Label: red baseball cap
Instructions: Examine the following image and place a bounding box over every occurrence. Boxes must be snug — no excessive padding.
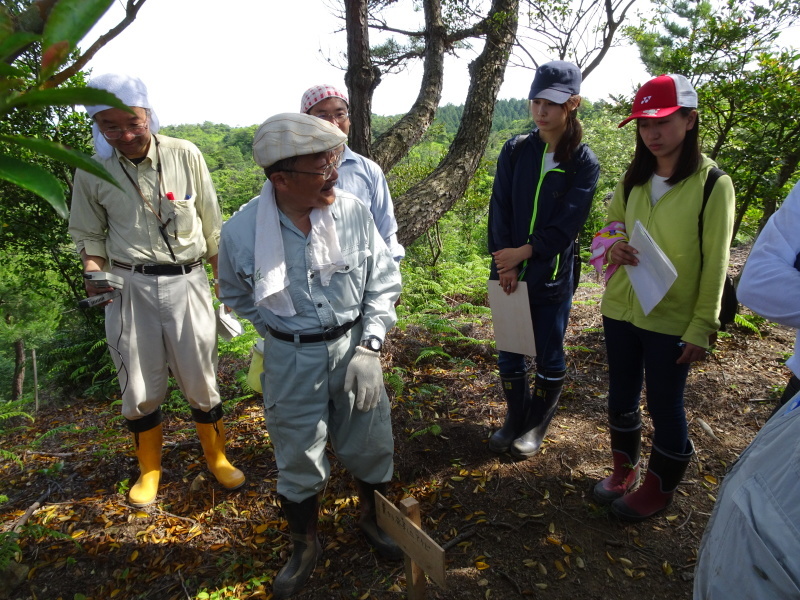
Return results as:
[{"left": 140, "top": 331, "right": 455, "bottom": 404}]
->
[{"left": 618, "top": 74, "right": 697, "bottom": 128}]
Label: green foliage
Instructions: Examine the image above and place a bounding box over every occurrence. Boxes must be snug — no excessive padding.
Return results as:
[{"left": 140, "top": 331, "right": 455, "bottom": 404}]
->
[
  {"left": 160, "top": 123, "right": 262, "bottom": 217},
  {"left": 0, "top": 0, "right": 128, "bottom": 216},
  {"left": 384, "top": 367, "right": 406, "bottom": 396},
  {"left": 408, "top": 423, "right": 442, "bottom": 440},
  {"left": 733, "top": 313, "right": 764, "bottom": 336},
  {"left": 0, "top": 523, "right": 77, "bottom": 571},
  {"left": 581, "top": 105, "right": 636, "bottom": 240},
  {"left": 0, "top": 397, "right": 33, "bottom": 464},
  {"left": 628, "top": 0, "right": 800, "bottom": 239},
  {"left": 30, "top": 425, "right": 79, "bottom": 448},
  {"left": 44, "top": 330, "right": 117, "bottom": 399},
  {"left": 0, "top": 530, "right": 22, "bottom": 570},
  {"left": 216, "top": 311, "right": 259, "bottom": 359},
  {"left": 0, "top": 254, "right": 65, "bottom": 383},
  {"left": 161, "top": 378, "right": 191, "bottom": 417},
  {"left": 414, "top": 346, "right": 454, "bottom": 365}
]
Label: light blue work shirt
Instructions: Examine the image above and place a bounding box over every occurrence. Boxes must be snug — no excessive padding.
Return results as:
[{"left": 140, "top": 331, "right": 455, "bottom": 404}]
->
[
  {"left": 336, "top": 145, "right": 405, "bottom": 262},
  {"left": 694, "top": 392, "right": 800, "bottom": 598},
  {"left": 218, "top": 187, "right": 401, "bottom": 341}
]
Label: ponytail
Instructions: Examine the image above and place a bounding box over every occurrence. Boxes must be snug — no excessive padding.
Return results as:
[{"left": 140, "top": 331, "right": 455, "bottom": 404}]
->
[{"left": 553, "top": 96, "right": 583, "bottom": 164}]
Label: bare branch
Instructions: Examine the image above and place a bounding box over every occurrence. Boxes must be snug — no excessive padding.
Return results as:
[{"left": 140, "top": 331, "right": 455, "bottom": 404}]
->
[{"left": 46, "top": 0, "right": 148, "bottom": 88}]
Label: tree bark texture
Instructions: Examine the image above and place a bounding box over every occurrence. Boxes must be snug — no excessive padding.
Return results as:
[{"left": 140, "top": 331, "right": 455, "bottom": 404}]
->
[
  {"left": 13, "top": 337, "right": 25, "bottom": 402},
  {"left": 371, "top": 0, "right": 446, "bottom": 172},
  {"left": 393, "top": 0, "right": 519, "bottom": 247},
  {"left": 345, "top": 0, "right": 380, "bottom": 157}
]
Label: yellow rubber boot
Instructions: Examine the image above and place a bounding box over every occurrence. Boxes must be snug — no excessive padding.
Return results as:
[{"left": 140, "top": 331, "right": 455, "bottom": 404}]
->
[
  {"left": 129, "top": 424, "right": 163, "bottom": 507},
  {"left": 195, "top": 420, "right": 245, "bottom": 490}
]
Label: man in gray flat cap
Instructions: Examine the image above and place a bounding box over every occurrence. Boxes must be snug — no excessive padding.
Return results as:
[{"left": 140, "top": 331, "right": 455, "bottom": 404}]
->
[{"left": 217, "top": 113, "right": 402, "bottom": 599}]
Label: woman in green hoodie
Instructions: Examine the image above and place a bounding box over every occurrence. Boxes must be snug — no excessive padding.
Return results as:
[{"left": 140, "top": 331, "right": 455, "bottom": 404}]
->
[{"left": 590, "top": 75, "right": 735, "bottom": 521}]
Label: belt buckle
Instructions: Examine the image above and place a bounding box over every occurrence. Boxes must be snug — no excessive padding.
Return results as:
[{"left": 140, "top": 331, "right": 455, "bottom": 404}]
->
[{"left": 322, "top": 325, "right": 339, "bottom": 341}]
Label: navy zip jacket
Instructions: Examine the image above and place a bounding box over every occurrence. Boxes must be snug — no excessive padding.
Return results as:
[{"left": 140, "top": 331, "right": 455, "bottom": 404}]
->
[{"left": 488, "top": 129, "right": 600, "bottom": 304}]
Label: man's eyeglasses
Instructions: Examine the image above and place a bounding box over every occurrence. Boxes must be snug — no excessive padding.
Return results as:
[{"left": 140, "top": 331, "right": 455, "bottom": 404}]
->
[
  {"left": 312, "top": 111, "right": 350, "bottom": 124},
  {"left": 281, "top": 152, "right": 344, "bottom": 181},
  {"left": 101, "top": 123, "right": 149, "bottom": 140}
]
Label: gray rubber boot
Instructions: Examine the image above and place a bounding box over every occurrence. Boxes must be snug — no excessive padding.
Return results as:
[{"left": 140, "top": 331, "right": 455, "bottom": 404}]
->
[
  {"left": 510, "top": 370, "right": 565, "bottom": 459},
  {"left": 488, "top": 372, "right": 530, "bottom": 453},
  {"left": 273, "top": 495, "right": 321, "bottom": 599}
]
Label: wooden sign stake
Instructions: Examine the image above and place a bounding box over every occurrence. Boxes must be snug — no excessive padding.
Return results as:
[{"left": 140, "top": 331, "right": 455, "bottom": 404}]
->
[{"left": 375, "top": 492, "right": 446, "bottom": 599}]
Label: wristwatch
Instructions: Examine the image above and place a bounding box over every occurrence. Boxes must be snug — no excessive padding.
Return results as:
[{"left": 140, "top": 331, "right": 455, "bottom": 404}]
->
[{"left": 361, "top": 336, "right": 382, "bottom": 352}]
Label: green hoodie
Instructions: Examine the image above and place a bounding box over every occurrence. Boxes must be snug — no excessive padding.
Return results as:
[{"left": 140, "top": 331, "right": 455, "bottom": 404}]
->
[{"left": 601, "top": 156, "right": 735, "bottom": 348}]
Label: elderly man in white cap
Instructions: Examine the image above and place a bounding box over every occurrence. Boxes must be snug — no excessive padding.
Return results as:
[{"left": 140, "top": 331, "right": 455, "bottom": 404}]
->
[
  {"left": 218, "top": 113, "right": 402, "bottom": 598},
  {"left": 69, "top": 73, "right": 245, "bottom": 508},
  {"left": 300, "top": 84, "right": 404, "bottom": 262}
]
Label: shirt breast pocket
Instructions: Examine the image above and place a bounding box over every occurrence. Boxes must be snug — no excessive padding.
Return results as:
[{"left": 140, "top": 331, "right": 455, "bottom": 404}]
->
[
  {"left": 327, "top": 247, "right": 371, "bottom": 311},
  {"left": 170, "top": 198, "right": 197, "bottom": 236}
]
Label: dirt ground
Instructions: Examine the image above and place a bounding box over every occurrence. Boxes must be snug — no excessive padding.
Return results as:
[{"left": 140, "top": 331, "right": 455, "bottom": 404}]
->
[{"left": 1, "top": 246, "right": 795, "bottom": 600}]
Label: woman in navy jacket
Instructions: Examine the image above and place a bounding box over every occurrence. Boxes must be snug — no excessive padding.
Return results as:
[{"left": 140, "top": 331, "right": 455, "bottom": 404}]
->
[{"left": 487, "top": 61, "right": 600, "bottom": 459}]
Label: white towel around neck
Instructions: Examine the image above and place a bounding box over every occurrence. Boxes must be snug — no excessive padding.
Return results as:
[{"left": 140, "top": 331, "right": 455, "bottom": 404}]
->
[{"left": 253, "top": 180, "right": 345, "bottom": 317}]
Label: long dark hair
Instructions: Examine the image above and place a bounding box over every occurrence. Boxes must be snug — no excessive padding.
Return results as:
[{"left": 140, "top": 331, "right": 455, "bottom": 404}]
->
[
  {"left": 622, "top": 107, "right": 701, "bottom": 189},
  {"left": 552, "top": 96, "right": 583, "bottom": 164}
]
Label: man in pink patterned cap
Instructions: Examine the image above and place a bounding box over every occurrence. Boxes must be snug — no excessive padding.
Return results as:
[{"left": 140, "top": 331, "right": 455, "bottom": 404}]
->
[{"left": 300, "top": 84, "right": 404, "bottom": 262}]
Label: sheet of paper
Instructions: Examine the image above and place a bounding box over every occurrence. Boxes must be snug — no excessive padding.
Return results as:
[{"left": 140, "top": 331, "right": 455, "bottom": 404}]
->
[
  {"left": 487, "top": 280, "right": 536, "bottom": 356},
  {"left": 624, "top": 220, "right": 678, "bottom": 316},
  {"left": 216, "top": 305, "right": 244, "bottom": 341}
]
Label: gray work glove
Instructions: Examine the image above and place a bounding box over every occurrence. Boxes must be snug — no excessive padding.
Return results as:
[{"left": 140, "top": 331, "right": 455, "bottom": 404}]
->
[{"left": 344, "top": 346, "right": 384, "bottom": 412}]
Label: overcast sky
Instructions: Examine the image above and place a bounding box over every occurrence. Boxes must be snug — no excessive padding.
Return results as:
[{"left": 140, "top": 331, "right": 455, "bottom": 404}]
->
[{"left": 78, "top": 0, "right": 701, "bottom": 126}]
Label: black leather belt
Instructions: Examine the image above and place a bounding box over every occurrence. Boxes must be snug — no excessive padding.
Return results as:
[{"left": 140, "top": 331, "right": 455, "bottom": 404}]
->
[
  {"left": 267, "top": 315, "right": 362, "bottom": 343},
  {"left": 113, "top": 260, "right": 202, "bottom": 275}
]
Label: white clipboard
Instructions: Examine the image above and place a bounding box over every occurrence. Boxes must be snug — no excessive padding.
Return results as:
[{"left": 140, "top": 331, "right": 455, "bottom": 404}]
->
[
  {"left": 487, "top": 280, "right": 536, "bottom": 356},
  {"left": 624, "top": 220, "right": 678, "bottom": 316}
]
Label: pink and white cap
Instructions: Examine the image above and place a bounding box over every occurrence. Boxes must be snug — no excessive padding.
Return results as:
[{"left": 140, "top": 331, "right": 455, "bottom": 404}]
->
[
  {"left": 618, "top": 74, "right": 697, "bottom": 128},
  {"left": 300, "top": 84, "right": 349, "bottom": 113}
]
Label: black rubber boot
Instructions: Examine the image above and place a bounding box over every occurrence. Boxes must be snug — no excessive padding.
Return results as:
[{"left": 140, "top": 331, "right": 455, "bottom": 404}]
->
[
  {"left": 488, "top": 372, "right": 530, "bottom": 453},
  {"left": 273, "top": 495, "right": 321, "bottom": 599},
  {"left": 593, "top": 410, "right": 641, "bottom": 505},
  {"left": 611, "top": 440, "right": 694, "bottom": 522},
  {"left": 355, "top": 480, "right": 403, "bottom": 561},
  {"left": 510, "top": 370, "right": 565, "bottom": 459}
]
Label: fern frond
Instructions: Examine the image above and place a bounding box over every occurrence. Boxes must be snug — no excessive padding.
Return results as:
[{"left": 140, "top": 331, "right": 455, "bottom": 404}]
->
[
  {"left": 415, "top": 347, "right": 453, "bottom": 364},
  {"left": 733, "top": 313, "right": 761, "bottom": 336}
]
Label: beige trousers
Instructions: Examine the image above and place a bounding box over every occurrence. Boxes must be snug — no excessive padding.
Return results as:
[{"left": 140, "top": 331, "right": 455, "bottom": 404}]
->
[{"left": 106, "top": 265, "right": 220, "bottom": 421}]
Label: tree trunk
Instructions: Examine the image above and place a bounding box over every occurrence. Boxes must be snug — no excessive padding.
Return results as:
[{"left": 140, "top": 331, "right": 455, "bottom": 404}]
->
[
  {"left": 371, "top": 0, "right": 447, "bottom": 172},
  {"left": 394, "top": 0, "right": 519, "bottom": 247},
  {"left": 344, "top": 0, "right": 379, "bottom": 157},
  {"left": 12, "top": 338, "right": 25, "bottom": 402}
]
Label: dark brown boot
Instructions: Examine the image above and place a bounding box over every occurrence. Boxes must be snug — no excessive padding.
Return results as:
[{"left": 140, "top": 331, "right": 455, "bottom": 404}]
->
[
  {"left": 355, "top": 480, "right": 403, "bottom": 561},
  {"left": 273, "top": 495, "right": 321, "bottom": 599}
]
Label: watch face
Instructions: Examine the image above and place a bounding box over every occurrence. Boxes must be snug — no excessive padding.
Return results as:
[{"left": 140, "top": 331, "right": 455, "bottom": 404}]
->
[{"left": 364, "top": 337, "right": 382, "bottom": 352}]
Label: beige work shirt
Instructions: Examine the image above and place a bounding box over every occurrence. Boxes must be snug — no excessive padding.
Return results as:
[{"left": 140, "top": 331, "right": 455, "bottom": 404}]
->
[{"left": 69, "top": 134, "right": 221, "bottom": 265}]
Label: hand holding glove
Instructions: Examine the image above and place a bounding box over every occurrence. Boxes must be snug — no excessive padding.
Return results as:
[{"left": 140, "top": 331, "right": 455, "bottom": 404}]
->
[{"left": 344, "top": 346, "right": 384, "bottom": 412}]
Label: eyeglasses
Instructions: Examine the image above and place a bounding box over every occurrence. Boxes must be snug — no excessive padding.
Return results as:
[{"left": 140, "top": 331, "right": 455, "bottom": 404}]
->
[
  {"left": 101, "top": 122, "right": 149, "bottom": 140},
  {"left": 312, "top": 111, "right": 350, "bottom": 124},
  {"left": 281, "top": 152, "right": 344, "bottom": 181}
]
